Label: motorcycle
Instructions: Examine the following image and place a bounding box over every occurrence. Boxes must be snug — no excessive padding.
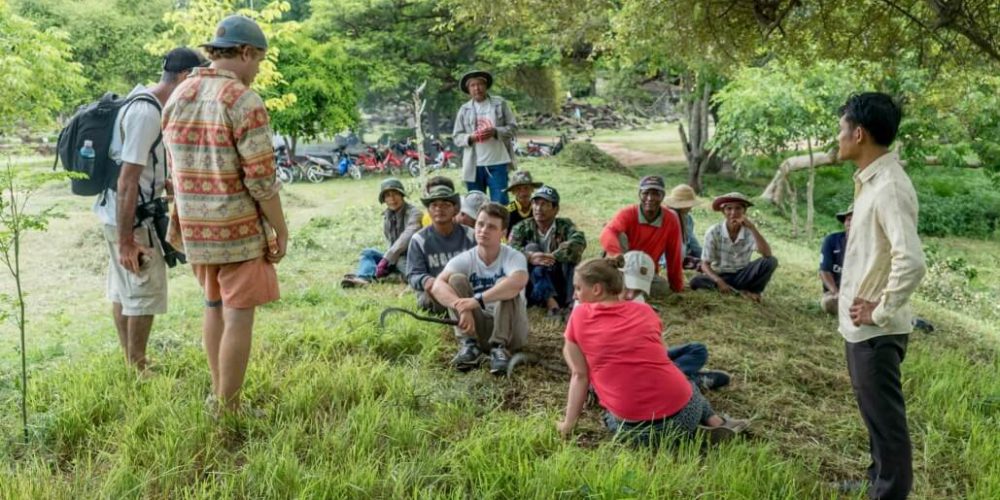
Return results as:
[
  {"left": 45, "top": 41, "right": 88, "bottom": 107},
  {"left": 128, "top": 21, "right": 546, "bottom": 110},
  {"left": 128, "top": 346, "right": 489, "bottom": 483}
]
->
[
  {"left": 404, "top": 138, "right": 458, "bottom": 177},
  {"left": 357, "top": 143, "right": 405, "bottom": 176},
  {"left": 304, "top": 153, "right": 361, "bottom": 183},
  {"left": 274, "top": 145, "right": 301, "bottom": 184}
]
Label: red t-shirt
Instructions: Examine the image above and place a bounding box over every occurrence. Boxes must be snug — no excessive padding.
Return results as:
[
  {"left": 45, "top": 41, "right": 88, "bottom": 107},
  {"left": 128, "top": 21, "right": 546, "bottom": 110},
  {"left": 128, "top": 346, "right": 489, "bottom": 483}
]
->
[
  {"left": 564, "top": 301, "right": 692, "bottom": 421},
  {"left": 599, "top": 205, "right": 684, "bottom": 292}
]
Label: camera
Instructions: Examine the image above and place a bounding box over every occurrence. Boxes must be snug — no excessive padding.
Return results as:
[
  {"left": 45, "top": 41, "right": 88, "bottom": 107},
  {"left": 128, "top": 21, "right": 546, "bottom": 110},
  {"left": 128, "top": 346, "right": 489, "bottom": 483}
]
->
[{"left": 135, "top": 198, "right": 187, "bottom": 268}]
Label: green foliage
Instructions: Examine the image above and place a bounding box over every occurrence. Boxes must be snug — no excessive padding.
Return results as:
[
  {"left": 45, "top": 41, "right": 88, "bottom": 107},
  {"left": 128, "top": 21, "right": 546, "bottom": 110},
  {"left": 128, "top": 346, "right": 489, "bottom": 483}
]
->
[
  {"left": 14, "top": 0, "right": 171, "bottom": 103},
  {"left": 148, "top": 0, "right": 298, "bottom": 110},
  {"left": 710, "top": 60, "right": 860, "bottom": 168},
  {"left": 556, "top": 141, "right": 632, "bottom": 177},
  {"left": 0, "top": 0, "right": 84, "bottom": 132},
  {"left": 265, "top": 33, "right": 359, "bottom": 145}
]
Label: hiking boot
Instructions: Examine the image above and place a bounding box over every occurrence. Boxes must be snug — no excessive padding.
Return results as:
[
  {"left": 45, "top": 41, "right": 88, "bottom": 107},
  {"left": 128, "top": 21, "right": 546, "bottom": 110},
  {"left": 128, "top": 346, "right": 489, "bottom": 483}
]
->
[
  {"left": 340, "top": 274, "right": 370, "bottom": 288},
  {"left": 451, "top": 339, "right": 484, "bottom": 372},
  {"left": 696, "top": 370, "right": 732, "bottom": 391},
  {"left": 489, "top": 345, "right": 511, "bottom": 376},
  {"left": 913, "top": 317, "right": 935, "bottom": 333}
]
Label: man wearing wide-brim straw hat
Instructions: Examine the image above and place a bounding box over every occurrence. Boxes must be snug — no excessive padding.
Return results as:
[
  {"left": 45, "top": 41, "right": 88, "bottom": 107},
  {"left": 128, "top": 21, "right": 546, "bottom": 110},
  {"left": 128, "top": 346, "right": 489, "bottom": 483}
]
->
[
  {"left": 664, "top": 183, "right": 704, "bottom": 270},
  {"left": 505, "top": 170, "right": 543, "bottom": 236},
  {"left": 452, "top": 69, "right": 518, "bottom": 205},
  {"left": 405, "top": 185, "right": 475, "bottom": 313},
  {"left": 341, "top": 178, "right": 423, "bottom": 288},
  {"left": 689, "top": 192, "right": 778, "bottom": 302}
]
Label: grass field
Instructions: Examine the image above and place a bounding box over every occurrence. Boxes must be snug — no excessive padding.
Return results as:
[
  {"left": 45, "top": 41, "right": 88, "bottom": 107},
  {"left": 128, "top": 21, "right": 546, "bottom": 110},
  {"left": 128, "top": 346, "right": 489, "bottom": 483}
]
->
[{"left": 1, "top": 129, "right": 998, "bottom": 498}]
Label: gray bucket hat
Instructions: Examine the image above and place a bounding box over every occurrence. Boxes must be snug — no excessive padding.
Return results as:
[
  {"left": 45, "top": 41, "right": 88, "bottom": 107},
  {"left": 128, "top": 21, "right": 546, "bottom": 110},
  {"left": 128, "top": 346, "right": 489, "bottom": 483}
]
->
[
  {"left": 202, "top": 15, "right": 268, "bottom": 50},
  {"left": 378, "top": 178, "right": 406, "bottom": 203},
  {"left": 836, "top": 205, "right": 854, "bottom": 223},
  {"left": 461, "top": 190, "right": 489, "bottom": 218}
]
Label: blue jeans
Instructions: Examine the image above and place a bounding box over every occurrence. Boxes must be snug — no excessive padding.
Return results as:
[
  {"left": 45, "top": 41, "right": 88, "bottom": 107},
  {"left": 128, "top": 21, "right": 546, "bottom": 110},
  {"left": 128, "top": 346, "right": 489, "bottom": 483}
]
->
[
  {"left": 466, "top": 164, "right": 509, "bottom": 205},
  {"left": 355, "top": 248, "right": 383, "bottom": 280},
  {"left": 527, "top": 262, "right": 576, "bottom": 308},
  {"left": 667, "top": 342, "right": 708, "bottom": 378}
]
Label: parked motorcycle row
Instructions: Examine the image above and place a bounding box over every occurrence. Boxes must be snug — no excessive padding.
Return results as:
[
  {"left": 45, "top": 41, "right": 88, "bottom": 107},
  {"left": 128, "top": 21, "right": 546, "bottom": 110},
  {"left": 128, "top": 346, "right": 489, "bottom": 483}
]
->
[{"left": 275, "top": 135, "right": 459, "bottom": 185}]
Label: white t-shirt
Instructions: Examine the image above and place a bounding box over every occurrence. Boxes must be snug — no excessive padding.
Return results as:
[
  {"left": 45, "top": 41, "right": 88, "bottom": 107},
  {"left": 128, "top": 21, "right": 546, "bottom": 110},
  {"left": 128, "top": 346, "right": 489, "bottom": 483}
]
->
[
  {"left": 92, "top": 84, "right": 166, "bottom": 226},
  {"left": 444, "top": 244, "right": 527, "bottom": 310},
  {"left": 472, "top": 100, "right": 512, "bottom": 167}
]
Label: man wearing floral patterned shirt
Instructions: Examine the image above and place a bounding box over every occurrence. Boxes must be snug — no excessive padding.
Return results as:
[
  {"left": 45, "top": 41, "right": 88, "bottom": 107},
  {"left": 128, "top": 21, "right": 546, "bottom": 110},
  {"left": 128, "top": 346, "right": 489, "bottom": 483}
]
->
[{"left": 162, "top": 15, "right": 287, "bottom": 416}]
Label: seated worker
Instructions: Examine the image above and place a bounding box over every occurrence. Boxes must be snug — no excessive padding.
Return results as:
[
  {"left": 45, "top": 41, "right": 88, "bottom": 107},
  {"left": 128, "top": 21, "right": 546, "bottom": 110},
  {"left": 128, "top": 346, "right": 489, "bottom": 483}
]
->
[
  {"left": 508, "top": 185, "right": 586, "bottom": 319},
  {"left": 341, "top": 178, "right": 423, "bottom": 288},
  {"left": 664, "top": 183, "right": 703, "bottom": 270},
  {"left": 557, "top": 257, "right": 749, "bottom": 445},
  {"left": 599, "top": 175, "right": 685, "bottom": 298},
  {"left": 620, "top": 251, "right": 731, "bottom": 390},
  {"left": 819, "top": 206, "right": 852, "bottom": 315},
  {"left": 505, "top": 170, "right": 543, "bottom": 236},
  {"left": 406, "top": 185, "right": 475, "bottom": 313},
  {"left": 690, "top": 192, "right": 778, "bottom": 302},
  {"left": 819, "top": 206, "right": 935, "bottom": 331},
  {"left": 432, "top": 203, "right": 529, "bottom": 375},
  {"left": 421, "top": 175, "right": 456, "bottom": 227},
  {"left": 457, "top": 190, "right": 489, "bottom": 228}
]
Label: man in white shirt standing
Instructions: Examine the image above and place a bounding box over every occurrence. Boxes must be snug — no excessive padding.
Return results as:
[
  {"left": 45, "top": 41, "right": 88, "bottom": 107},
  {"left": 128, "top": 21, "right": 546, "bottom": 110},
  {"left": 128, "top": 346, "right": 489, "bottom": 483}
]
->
[
  {"left": 452, "top": 70, "right": 518, "bottom": 205},
  {"left": 95, "top": 47, "right": 208, "bottom": 372},
  {"left": 835, "top": 92, "right": 926, "bottom": 500}
]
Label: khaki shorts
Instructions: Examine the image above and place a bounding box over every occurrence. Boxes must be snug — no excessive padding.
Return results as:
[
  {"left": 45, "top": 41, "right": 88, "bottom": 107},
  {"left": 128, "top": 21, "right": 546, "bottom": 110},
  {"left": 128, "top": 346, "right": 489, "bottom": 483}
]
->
[
  {"left": 192, "top": 257, "right": 279, "bottom": 309},
  {"left": 104, "top": 224, "right": 168, "bottom": 316}
]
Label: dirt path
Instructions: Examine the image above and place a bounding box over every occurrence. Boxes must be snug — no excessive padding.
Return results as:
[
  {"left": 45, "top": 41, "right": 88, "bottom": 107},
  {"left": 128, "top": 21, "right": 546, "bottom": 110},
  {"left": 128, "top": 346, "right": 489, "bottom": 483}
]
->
[{"left": 590, "top": 141, "right": 686, "bottom": 167}]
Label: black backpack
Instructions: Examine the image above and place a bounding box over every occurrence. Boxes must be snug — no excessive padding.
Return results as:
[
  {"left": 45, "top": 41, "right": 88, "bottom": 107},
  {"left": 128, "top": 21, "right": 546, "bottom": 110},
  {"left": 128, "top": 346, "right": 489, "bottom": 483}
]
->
[{"left": 54, "top": 92, "right": 162, "bottom": 197}]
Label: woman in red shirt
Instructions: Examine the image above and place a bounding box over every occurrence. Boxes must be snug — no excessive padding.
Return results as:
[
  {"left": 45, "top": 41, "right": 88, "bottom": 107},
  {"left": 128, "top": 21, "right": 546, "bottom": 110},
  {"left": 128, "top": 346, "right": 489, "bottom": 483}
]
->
[{"left": 557, "top": 257, "right": 748, "bottom": 445}]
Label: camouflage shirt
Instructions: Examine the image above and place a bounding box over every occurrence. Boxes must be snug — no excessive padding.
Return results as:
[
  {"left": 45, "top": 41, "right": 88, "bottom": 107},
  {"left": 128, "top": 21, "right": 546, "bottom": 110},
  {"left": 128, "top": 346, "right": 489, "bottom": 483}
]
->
[{"left": 509, "top": 217, "right": 587, "bottom": 264}]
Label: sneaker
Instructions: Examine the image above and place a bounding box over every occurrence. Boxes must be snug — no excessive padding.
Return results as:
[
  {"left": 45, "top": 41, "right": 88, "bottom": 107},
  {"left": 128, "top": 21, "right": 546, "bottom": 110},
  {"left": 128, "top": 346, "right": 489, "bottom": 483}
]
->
[
  {"left": 829, "top": 479, "right": 867, "bottom": 494},
  {"left": 489, "top": 345, "right": 511, "bottom": 376},
  {"left": 451, "top": 339, "right": 484, "bottom": 372},
  {"left": 912, "top": 317, "right": 935, "bottom": 333},
  {"left": 340, "top": 275, "right": 370, "bottom": 288},
  {"left": 695, "top": 370, "right": 732, "bottom": 391}
]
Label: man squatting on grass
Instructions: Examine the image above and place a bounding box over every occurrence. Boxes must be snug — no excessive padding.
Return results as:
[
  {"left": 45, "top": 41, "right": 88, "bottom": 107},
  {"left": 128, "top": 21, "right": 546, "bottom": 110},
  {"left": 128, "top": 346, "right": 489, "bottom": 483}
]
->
[
  {"left": 162, "top": 16, "right": 288, "bottom": 414},
  {"left": 834, "top": 92, "right": 926, "bottom": 500},
  {"left": 599, "top": 175, "right": 685, "bottom": 299},
  {"left": 689, "top": 192, "right": 778, "bottom": 302},
  {"left": 557, "top": 257, "right": 748, "bottom": 446},
  {"left": 340, "top": 178, "right": 422, "bottom": 288},
  {"left": 97, "top": 47, "right": 207, "bottom": 371},
  {"left": 406, "top": 185, "right": 475, "bottom": 313},
  {"left": 508, "top": 185, "right": 587, "bottom": 320},
  {"left": 431, "top": 203, "right": 530, "bottom": 375}
]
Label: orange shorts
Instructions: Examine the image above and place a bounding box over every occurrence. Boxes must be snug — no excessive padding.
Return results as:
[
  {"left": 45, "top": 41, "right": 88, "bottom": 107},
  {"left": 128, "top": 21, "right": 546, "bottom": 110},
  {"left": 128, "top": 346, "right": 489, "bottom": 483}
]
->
[{"left": 192, "top": 257, "right": 280, "bottom": 309}]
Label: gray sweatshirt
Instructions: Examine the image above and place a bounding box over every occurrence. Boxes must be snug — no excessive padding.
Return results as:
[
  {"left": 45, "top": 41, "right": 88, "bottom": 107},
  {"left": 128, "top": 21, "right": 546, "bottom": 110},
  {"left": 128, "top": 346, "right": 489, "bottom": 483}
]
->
[{"left": 406, "top": 223, "right": 475, "bottom": 291}]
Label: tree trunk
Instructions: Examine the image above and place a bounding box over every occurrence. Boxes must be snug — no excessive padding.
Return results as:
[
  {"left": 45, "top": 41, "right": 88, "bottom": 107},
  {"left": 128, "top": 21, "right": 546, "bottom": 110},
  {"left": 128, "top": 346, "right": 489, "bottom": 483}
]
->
[
  {"left": 760, "top": 149, "right": 840, "bottom": 204},
  {"left": 679, "top": 83, "right": 713, "bottom": 193},
  {"left": 806, "top": 138, "right": 816, "bottom": 238}
]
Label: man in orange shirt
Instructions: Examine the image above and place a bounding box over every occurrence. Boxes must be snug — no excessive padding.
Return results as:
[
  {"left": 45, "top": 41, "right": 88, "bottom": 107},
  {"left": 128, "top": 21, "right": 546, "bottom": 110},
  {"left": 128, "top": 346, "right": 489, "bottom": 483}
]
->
[
  {"left": 162, "top": 15, "right": 287, "bottom": 416},
  {"left": 599, "top": 175, "right": 685, "bottom": 298}
]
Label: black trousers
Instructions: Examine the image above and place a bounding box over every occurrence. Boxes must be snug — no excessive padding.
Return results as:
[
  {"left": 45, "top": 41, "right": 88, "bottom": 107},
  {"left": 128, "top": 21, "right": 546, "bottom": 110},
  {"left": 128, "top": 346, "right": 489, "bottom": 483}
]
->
[
  {"left": 689, "top": 256, "right": 778, "bottom": 294},
  {"left": 846, "top": 334, "right": 912, "bottom": 500}
]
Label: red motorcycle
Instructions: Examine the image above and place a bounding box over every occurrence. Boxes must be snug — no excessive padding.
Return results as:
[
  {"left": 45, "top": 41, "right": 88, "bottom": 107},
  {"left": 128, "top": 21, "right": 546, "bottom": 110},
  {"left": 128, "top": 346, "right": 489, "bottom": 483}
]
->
[
  {"left": 404, "top": 138, "right": 458, "bottom": 177},
  {"left": 357, "top": 144, "right": 404, "bottom": 176}
]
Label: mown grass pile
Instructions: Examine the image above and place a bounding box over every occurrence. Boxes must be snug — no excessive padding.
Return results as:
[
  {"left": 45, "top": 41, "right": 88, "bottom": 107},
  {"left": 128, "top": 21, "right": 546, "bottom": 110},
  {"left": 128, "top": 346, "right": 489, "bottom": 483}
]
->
[{"left": 1, "top": 151, "right": 998, "bottom": 498}]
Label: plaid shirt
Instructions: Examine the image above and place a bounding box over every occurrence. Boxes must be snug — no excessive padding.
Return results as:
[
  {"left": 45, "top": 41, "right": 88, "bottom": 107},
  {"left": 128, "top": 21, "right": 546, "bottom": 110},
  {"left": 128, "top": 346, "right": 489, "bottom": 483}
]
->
[
  {"left": 162, "top": 68, "right": 280, "bottom": 264},
  {"left": 701, "top": 222, "right": 756, "bottom": 274},
  {"left": 508, "top": 217, "right": 586, "bottom": 264}
]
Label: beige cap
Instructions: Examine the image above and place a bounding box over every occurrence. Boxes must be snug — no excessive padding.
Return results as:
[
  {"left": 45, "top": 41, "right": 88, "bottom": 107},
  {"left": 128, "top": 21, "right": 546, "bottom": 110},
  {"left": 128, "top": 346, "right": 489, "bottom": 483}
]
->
[{"left": 621, "top": 251, "right": 655, "bottom": 295}]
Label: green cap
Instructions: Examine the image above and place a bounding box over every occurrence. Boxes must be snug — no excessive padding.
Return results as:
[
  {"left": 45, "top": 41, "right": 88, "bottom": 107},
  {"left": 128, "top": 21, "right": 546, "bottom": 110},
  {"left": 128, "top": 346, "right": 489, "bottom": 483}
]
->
[
  {"left": 379, "top": 178, "right": 406, "bottom": 203},
  {"left": 421, "top": 185, "right": 461, "bottom": 208},
  {"left": 202, "top": 15, "right": 268, "bottom": 50}
]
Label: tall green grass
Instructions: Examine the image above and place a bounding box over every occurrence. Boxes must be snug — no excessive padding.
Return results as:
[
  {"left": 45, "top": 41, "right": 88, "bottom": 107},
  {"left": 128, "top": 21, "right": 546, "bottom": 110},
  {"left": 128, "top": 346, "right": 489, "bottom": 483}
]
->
[{"left": 1, "top": 151, "right": 998, "bottom": 498}]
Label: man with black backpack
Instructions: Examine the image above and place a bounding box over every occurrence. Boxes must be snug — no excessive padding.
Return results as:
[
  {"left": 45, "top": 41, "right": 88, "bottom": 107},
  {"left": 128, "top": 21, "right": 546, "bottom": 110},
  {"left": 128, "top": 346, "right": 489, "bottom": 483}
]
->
[{"left": 92, "top": 47, "right": 208, "bottom": 372}]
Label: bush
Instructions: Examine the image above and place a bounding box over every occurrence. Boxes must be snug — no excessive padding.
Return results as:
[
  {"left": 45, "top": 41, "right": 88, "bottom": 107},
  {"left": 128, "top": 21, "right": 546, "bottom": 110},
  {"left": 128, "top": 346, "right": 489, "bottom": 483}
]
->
[{"left": 557, "top": 142, "right": 634, "bottom": 177}]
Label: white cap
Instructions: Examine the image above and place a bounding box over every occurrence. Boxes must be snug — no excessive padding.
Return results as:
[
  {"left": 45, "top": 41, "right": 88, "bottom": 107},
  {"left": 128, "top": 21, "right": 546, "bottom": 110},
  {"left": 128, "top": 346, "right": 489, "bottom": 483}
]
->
[
  {"left": 461, "top": 190, "right": 489, "bottom": 218},
  {"left": 621, "top": 251, "right": 654, "bottom": 295}
]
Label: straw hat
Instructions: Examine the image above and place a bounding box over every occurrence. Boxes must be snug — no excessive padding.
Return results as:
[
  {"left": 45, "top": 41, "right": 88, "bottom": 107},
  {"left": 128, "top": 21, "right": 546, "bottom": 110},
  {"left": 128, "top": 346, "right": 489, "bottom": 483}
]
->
[{"left": 664, "top": 184, "right": 700, "bottom": 209}]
